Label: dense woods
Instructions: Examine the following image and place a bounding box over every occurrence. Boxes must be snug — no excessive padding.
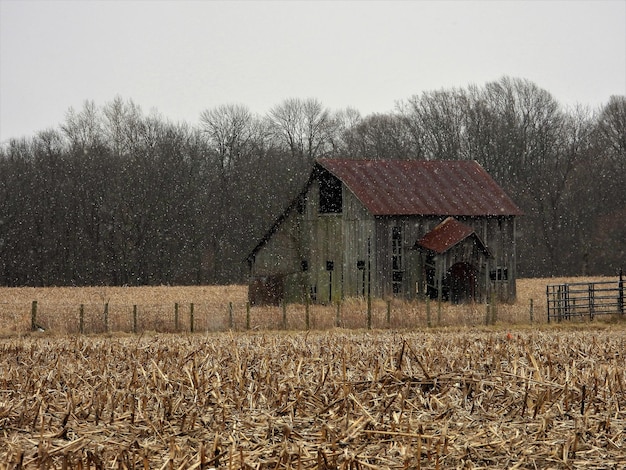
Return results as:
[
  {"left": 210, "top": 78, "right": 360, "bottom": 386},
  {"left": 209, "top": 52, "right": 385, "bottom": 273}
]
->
[{"left": 1, "top": 77, "right": 624, "bottom": 286}]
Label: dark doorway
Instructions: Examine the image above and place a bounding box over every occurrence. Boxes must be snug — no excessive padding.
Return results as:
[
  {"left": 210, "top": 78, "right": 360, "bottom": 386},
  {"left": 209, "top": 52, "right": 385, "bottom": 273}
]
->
[{"left": 447, "top": 262, "right": 477, "bottom": 303}]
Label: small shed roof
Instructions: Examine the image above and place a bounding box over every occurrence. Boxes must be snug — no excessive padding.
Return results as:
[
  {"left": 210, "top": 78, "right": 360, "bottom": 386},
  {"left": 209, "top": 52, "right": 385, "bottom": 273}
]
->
[
  {"left": 317, "top": 159, "right": 523, "bottom": 216},
  {"left": 415, "top": 217, "right": 491, "bottom": 257}
]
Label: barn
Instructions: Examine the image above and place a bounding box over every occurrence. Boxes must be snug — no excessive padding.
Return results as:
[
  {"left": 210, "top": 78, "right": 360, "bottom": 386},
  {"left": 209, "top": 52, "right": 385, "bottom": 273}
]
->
[{"left": 246, "top": 158, "right": 523, "bottom": 305}]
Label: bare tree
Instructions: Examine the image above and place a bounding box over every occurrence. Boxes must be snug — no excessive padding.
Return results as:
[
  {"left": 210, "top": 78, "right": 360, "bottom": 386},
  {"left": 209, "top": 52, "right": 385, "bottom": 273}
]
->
[
  {"left": 585, "top": 96, "right": 626, "bottom": 273},
  {"left": 61, "top": 100, "right": 103, "bottom": 151},
  {"left": 267, "top": 98, "right": 337, "bottom": 161},
  {"left": 339, "top": 113, "right": 411, "bottom": 160},
  {"left": 102, "top": 96, "right": 145, "bottom": 157},
  {"left": 399, "top": 88, "right": 468, "bottom": 161},
  {"left": 324, "top": 107, "right": 362, "bottom": 157},
  {"left": 199, "top": 104, "right": 261, "bottom": 173},
  {"left": 594, "top": 95, "right": 626, "bottom": 172}
]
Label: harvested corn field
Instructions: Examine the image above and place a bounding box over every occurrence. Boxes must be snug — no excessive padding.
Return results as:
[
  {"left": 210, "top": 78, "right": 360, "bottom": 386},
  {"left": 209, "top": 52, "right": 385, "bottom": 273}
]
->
[{"left": 1, "top": 328, "right": 626, "bottom": 469}]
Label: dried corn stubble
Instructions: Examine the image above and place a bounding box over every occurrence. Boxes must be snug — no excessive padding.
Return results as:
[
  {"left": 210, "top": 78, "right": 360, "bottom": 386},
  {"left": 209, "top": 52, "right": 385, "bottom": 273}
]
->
[{"left": 1, "top": 328, "right": 625, "bottom": 469}]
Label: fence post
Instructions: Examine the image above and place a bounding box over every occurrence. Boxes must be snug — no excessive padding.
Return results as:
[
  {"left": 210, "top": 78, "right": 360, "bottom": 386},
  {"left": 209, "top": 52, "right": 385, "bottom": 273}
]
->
[
  {"left": 564, "top": 284, "right": 570, "bottom": 319},
  {"left": 386, "top": 300, "right": 391, "bottom": 328},
  {"left": 588, "top": 283, "right": 595, "bottom": 321},
  {"left": 426, "top": 297, "right": 431, "bottom": 328},
  {"left": 529, "top": 299, "right": 534, "bottom": 324},
  {"left": 190, "top": 303, "right": 194, "bottom": 333},
  {"left": 229, "top": 302, "right": 234, "bottom": 330},
  {"left": 491, "top": 292, "right": 497, "bottom": 324},
  {"left": 282, "top": 302, "right": 287, "bottom": 330},
  {"left": 619, "top": 268, "right": 624, "bottom": 315},
  {"left": 31, "top": 300, "right": 38, "bottom": 331},
  {"left": 305, "top": 297, "right": 310, "bottom": 330},
  {"left": 556, "top": 286, "right": 561, "bottom": 322},
  {"left": 437, "top": 299, "right": 442, "bottom": 326},
  {"left": 104, "top": 303, "right": 109, "bottom": 333},
  {"left": 79, "top": 304, "right": 84, "bottom": 334},
  {"left": 546, "top": 285, "right": 551, "bottom": 323},
  {"left": 174, "top": 303, "right": 179, "bottom": 332},
  {"left": 367, "top": 237, "right": 372, "bottom": 330},
  {"left": 133, "top": 305, "right": 138, "bottom": 334},
  {"left": 246, "top": 302, "right": 251, "bottom": 330}
]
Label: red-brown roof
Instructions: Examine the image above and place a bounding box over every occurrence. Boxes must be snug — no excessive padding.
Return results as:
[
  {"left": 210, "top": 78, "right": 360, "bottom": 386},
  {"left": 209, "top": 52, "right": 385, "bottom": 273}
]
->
[
  {"left": 415, "top": 217, "right": 490, "bottom": 256},
  {"left": 316, "top": 159, "right": 523, "bottom": 216}
]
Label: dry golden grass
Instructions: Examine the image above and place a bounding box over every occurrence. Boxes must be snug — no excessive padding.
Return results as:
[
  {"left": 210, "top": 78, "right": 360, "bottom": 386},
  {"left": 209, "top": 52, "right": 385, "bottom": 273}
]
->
[
  {"left": 0, "top": 285, "right": 248, "bottom": 336},
  {"left": 0, "top": 277, "right": 621, "bottom": 335},
  {"left": 1, "top": 329, "right": 625, "bottom": 468}
]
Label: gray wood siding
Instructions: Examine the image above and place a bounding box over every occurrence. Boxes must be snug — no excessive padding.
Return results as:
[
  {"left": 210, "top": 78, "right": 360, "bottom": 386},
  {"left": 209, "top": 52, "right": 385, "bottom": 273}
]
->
[
  {"left": 297, "top": 181, "right": 344, "bottom": 303},
  {"left": 251, "top": 174, "right": 519, "bottom": 304},
  {"left": 375, "top": 216, "right": 445, "bottom": 299},
  {"left": 342, "top": 190, "right": 375, "bottom": 298},
  {"left": 251, "top": 214, "right": 301, "bottom": 277},
  {"left": 458, "top": 216, "right": 518, "bottom": 301}
]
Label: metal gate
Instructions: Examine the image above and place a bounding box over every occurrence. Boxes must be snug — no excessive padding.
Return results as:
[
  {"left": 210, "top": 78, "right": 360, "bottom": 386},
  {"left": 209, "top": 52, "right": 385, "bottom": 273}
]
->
[{"left": 547, "top": 270, "right": 624, "bottom": 322}]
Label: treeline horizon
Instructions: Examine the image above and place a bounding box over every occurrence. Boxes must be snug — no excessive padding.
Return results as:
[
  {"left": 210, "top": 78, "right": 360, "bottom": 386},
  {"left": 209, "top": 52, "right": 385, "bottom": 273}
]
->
[{"left": 1, "top": 76, "right": 624, "bottom": 287}]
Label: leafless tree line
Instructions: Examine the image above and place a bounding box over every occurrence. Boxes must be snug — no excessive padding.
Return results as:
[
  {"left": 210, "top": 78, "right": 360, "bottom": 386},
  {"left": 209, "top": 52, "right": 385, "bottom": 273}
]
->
[{"left": 0, "top": 77, "right": 624, "bottom": 286}]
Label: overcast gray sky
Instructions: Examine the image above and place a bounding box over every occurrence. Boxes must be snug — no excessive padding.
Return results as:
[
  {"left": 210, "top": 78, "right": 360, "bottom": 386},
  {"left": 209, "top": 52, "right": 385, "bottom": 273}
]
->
[{"left": 1, "top": 0, "right": 625, "bottom": 143}]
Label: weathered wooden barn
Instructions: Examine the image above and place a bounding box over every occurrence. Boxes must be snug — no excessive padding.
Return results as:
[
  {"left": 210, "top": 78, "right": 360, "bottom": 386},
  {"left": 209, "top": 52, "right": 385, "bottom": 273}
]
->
[{"left": 246, "top": 159, "right": 523, "bottom": 305}]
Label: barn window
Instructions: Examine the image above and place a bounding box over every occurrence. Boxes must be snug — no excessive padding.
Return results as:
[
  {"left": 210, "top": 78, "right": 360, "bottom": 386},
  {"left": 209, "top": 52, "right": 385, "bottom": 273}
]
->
[
  {"left": 490, "top": 267, "right": 508, "bottom": 281},
  {"left": 296, "top": 195, "right": 306, "bottom": 214},
  {"left": 357, "top": 260, "right": 366, "bottom": 296},
  {"left": 319, "top": 174, "right": 342, "bottom": 214}
]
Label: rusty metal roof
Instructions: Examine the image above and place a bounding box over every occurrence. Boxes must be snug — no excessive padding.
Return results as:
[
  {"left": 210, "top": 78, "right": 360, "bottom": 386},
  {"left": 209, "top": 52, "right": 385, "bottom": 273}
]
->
[
  {"left": 415, "top": 217, "right": 491, "bottom": 256},
  {"left": 316, "top": 159, "right": 523, "bottom": 216}
]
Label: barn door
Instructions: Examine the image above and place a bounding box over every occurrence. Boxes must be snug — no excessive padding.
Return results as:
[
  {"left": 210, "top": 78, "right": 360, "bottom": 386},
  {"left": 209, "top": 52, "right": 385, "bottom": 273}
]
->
[{"left": 447, "top": 262, "right": 477, "bottom": 303}]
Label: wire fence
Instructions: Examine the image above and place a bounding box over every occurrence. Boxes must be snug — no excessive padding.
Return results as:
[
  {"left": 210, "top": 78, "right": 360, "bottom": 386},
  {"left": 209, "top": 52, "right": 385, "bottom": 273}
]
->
[{"left": 0, "top": 294, "right": 551, "bottom": 336}]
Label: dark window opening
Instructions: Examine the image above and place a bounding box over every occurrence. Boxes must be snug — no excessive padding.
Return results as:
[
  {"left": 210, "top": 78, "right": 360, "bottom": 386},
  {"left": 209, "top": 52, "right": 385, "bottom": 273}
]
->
[
  {"left": 392, "top": 271, "right": 403, "bottom": 294},
  {"left": 357, "top": 260, "right": 366, "bottom": 296},
  {"left": 490, "top": 267, "right": 508, "bottom": 281},
  {"left": 301, "top": 260, "right": 308, "bottom": 272},
  {"left": 296, "top": 195, "right": 306, "bottom": 214},
  {"left": 392, "top": 257, "right": 401, "bottom": 271},
  {"left": 326, "top": 261, "right": 334, "bottom": 303},
  {"left": 319, "top": 174, "right": 342, "bottom": 214}
]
